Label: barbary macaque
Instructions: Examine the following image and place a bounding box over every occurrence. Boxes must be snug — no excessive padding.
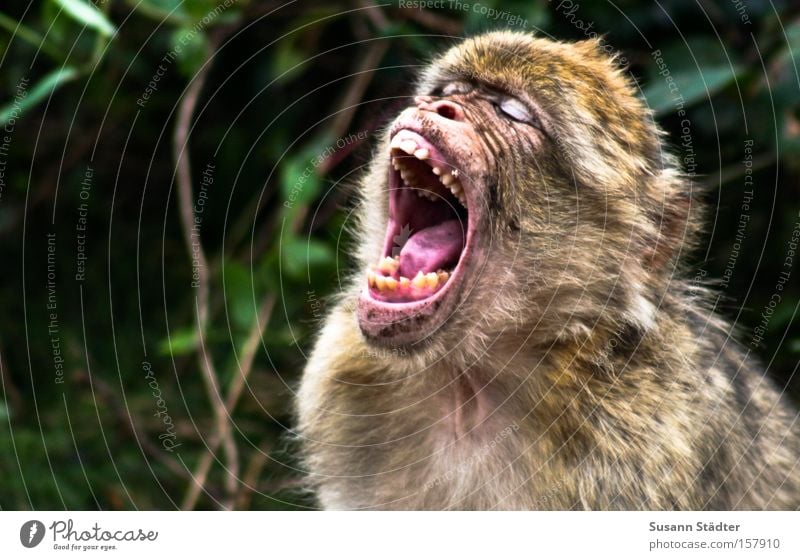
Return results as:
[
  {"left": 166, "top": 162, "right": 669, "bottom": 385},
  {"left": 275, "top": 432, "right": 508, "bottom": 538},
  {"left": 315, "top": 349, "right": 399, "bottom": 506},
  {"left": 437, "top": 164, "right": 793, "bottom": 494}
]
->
[{"left": 296, "top": 31, "right": 800, "bottom": 509}]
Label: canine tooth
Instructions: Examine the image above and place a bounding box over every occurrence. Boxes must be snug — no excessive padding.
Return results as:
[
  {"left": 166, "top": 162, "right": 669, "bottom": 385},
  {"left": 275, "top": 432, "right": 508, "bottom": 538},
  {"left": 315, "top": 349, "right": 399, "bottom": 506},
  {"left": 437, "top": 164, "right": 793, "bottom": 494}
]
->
[
  {"left": 399, "top": 276, "right": 410, "bottom": 289},
  {"left": 399, "top": 139, "right": 417, "bottom": 155},
  {"left": 432, "top": 167, "right": 442, "bottom": 176},
  {"left": 414, "top": 148, "right": 429, "bottom": 160},
  {"left": 412, "top": 271, "right": 427, "bottom": 288},
  {"left": 425, "top": 272, "right": 439, "bottom": 289},
  {"left": 384, "top": 277, "right": 398, "bottom": 290},
  {"left": 441, "top": 173, "right": 454, "bottom": 186},
  {"left": 368, "top": 271, "right": 376, "bottom": 287}
]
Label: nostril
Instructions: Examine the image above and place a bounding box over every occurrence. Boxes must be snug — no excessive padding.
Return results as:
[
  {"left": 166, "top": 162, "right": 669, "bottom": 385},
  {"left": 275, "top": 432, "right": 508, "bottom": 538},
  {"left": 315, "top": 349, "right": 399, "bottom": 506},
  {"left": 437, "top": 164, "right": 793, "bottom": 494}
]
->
[
  {"left": 415, "top": 98, "right": 464, "bottom": 121},
  {"left": 435, "top": 101, "right": 459, "bottom": 120}
]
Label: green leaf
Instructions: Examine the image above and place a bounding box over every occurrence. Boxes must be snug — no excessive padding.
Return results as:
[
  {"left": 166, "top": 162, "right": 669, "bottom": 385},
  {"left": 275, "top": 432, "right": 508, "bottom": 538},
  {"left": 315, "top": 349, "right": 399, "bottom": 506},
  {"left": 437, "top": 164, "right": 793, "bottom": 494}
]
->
[
  {"left": 0, "top": 67, "right": 80, "bottom": 126},
  {"left": 270, "top": 38, "right": 307, "bottom": 81},
  {"left": 280, "top": 237, "right": 335, "bottom": 280},
  {"left": 643, "top": 38, "right": 744, "bottom": 116},
  {"left": 183, "top": 0, "right": 241, "bottom": 25},
  {"left": 279, "top": 137, "right": 337, "bottom": 209},
  {"left": 280, "top": 158, "right": 320, "bottom": 208},
  {"left": 158, "top": 327, "right": 199, "bottom": 356},
  {"left": 51, "top": 0, "right": 116, "bottom": 37},
  {"left": 170, "top": 27, "right": 209, "bottom": 78},
  {"left": 127, "top": 0, "right": 190, "bottom": 24},
  {"left": 762, "top": 21, "right": 800, "bottom": 159},
  {"left": 223, "top": 261, "right": 259, "bottom": 331}
]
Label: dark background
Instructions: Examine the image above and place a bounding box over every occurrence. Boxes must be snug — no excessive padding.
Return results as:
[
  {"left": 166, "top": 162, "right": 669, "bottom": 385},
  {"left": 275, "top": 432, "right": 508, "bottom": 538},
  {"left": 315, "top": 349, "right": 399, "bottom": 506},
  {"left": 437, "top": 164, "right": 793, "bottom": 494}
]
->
[{"left": 0, "top": 0, "right": 798, "bottom": 510}]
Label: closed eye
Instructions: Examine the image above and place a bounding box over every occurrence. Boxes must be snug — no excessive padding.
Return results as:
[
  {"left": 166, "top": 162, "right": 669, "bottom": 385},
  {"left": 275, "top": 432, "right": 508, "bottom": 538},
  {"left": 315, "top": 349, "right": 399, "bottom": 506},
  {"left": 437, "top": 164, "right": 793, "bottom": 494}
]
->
[{"left": 495, "top": 97, "right": 536, "bottom": 125}]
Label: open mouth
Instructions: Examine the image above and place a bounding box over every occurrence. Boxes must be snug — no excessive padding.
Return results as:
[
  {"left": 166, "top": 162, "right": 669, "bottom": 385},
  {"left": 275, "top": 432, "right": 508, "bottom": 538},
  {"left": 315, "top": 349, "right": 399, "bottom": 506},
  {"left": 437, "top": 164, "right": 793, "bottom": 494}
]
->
[{"left": 357, "top": 127, "right": 475, "bottom": 345}]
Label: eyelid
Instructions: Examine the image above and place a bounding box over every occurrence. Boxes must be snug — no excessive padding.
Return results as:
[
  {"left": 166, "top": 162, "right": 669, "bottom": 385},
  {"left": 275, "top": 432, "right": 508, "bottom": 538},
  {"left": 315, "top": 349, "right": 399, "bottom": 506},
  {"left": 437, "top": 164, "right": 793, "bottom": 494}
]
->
[
  {"left": 439, "top": 81, "right": 473, "bottom": 96},
  {"left": 498, "top": 97, "right": 533, "bottom": 122}
]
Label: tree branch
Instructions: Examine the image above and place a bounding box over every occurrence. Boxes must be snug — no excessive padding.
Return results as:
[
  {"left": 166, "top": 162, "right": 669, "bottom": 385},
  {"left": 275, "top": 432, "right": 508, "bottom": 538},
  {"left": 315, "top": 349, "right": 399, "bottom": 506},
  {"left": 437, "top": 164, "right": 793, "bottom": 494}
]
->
[{"left": 173, "top": 49, "right": 240, "bottom": 510}]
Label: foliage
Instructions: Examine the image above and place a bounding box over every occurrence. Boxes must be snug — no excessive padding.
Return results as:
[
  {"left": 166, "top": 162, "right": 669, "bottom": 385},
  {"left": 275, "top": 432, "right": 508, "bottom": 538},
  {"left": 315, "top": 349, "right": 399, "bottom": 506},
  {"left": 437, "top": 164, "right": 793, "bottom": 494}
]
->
[{"left": 0, "top": 0, "right": 798, "bottom": 510}]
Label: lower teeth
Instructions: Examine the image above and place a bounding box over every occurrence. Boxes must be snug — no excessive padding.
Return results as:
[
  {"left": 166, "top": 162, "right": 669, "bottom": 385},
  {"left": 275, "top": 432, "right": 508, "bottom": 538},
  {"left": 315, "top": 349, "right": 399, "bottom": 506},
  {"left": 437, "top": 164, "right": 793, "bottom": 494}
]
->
[{"left": 368, "top": 259, "right": 449, "bottom": 294}]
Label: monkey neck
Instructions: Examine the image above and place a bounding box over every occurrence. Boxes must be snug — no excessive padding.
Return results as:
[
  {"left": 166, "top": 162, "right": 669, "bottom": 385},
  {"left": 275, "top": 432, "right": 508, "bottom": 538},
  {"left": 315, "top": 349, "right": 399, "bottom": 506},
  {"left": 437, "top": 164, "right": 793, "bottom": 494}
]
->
[
  {"left": 428, "top": 309, "right": 665, "bottom": 438},
  {"left": 442, "top": 370, "right": 496, "bottom": 440}
]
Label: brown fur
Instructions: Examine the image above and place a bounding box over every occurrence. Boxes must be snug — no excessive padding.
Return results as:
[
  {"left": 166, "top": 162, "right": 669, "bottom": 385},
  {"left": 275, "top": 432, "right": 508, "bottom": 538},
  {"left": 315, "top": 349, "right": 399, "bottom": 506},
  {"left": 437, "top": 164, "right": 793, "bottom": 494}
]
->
[{"left": 296, "top": 31, "right": 800, "bottom": 510}]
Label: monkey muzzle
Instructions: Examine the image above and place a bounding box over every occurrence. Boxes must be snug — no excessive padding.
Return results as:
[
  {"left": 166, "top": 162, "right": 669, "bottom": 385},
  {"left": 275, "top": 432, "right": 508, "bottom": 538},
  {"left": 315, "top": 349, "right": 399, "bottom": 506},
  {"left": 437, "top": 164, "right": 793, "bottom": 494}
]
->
[{"left": 357, "top": 122, "right": 482, "bottom": 349}]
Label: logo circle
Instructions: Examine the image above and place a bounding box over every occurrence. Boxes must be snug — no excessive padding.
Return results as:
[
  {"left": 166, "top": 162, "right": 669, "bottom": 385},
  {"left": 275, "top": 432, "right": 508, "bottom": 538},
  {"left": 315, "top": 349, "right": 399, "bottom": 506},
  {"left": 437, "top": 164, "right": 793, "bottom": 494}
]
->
[{"left": 20, "top": 520, "right": 45, "bottom": 548}]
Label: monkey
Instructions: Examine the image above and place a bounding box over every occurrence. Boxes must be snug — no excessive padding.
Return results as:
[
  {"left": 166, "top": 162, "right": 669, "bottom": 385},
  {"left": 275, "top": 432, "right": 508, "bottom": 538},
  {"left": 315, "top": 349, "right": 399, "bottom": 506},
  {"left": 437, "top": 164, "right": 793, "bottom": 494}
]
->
[{"left": 295, "top": 31, "right": 800, "bottom": 510}]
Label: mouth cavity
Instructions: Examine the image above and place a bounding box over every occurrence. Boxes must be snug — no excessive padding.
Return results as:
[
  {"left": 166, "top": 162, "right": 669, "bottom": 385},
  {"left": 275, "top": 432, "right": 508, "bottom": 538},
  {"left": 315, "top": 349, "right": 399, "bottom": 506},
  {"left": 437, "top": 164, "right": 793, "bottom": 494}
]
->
[{"left": 367, "top": 129, "right": 469, "bottom": 304}]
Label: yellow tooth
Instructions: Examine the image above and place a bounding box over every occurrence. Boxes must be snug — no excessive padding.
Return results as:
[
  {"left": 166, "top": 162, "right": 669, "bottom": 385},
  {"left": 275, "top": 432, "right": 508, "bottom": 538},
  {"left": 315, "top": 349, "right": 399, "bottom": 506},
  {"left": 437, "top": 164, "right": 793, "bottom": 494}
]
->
[
  {"left": 432, "top": 166, "right": 442, "bottom": 175},
  {"left": 378, "top": 256, "right": 398, "bottom": 274},
  {"left": 401, "top": 171, "right": 416, "bottom": 187},
  {"left": 375, "top": 275, "right": 387, "bottom": 290},
  {"left": 399, "top": 139, "right": 417, "bottom": 155},
  {"left": 412, "top": 271, "right": 427, "bottom": 288},
  {"left": 368, "top": 271, "right": 376, "bottom": 287},
  {"left": 414, "top": 148, "right": 429, "bottom": 160},
  {"left": 399, "top": 276, "right": 410, "bottom": 289},
  {"left": 438, "top": 270, "right": 450, "bottom": 283},
  {"left": 384, "top": 277, "right": 398, "bottom": 290},
  {"left": 425, "top": 272, "right": 439, "bottom": 289},
  {"left": 449, "top": 181, "right": 462, "bottom": 194},
  {"left": 441, "top": 173, "right": 454, "bottom": 186}
]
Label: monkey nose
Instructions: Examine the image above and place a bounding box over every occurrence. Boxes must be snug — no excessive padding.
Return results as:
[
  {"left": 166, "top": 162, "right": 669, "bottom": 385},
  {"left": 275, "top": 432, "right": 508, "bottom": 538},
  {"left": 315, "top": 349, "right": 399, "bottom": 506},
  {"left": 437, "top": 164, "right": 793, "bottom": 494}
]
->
[{"left": 416, "top": 98, "right": 464, "bottom": 121}]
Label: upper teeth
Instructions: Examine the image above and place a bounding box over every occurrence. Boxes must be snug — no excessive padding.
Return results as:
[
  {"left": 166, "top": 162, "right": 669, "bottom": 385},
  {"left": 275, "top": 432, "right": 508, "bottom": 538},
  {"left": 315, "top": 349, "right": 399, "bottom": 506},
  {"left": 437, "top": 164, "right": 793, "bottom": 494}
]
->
[{"left": 390, "top": 135, "right": 467, "bottom": 208}]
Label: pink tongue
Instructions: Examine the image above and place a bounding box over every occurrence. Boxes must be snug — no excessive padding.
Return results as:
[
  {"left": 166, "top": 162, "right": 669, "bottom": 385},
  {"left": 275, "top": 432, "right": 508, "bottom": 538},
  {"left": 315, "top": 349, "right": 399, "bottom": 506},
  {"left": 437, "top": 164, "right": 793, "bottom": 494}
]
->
[{"left": 398, "top": 219, "right": 465, "bottom": 278}]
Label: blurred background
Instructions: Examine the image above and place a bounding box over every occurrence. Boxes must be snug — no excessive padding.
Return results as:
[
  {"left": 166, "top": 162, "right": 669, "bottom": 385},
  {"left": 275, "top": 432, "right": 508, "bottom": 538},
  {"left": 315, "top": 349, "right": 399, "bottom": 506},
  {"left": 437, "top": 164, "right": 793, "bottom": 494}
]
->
[{"left": 0, "top": 0, "right": 798, "bottom": 510}]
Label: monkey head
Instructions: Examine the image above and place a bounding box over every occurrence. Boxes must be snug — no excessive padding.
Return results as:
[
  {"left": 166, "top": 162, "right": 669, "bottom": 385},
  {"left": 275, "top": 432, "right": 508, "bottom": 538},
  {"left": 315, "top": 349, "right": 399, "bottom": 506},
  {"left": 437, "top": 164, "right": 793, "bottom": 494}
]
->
[{"left": 356, "top": 31, "right": 693, "bottom": 355}]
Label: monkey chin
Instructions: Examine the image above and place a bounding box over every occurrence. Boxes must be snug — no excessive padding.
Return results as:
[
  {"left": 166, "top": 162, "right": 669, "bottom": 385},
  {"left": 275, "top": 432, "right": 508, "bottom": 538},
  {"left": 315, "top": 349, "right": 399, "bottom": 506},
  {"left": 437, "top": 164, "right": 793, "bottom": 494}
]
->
[{"left": 356, "top": 118, "right": 481, "bottom": 350}]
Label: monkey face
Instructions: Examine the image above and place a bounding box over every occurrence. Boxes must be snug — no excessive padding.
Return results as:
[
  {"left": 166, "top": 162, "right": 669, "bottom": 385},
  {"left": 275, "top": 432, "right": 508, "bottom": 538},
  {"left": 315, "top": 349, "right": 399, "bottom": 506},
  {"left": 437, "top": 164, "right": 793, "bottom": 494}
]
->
[{"left": 357, "top": 32, "right": 672, "bottom": 351}]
